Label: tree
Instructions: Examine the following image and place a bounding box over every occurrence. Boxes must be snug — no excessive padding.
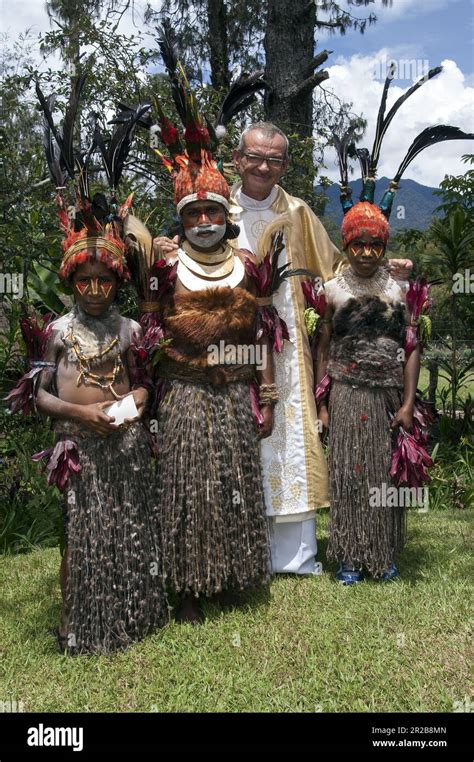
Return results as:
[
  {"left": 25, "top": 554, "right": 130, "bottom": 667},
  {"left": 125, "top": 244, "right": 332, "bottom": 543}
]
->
[
  {"left": 425, "top": 209, "right": 474, "bottom": 419},
  {"left": 149, "top": 0, "right": 393, "bottom": 137},
  {"left": 45, "top": 0, "right": 104, "bottom": 73},
  {"left": 263, "top": 0, "right": 329, "bottom": 137},
  {"left": 207, "top": 0, "right": 231, "bottom": 89},
  {"left": 433, "top": 154, "right": 474, "bottom": 218}
]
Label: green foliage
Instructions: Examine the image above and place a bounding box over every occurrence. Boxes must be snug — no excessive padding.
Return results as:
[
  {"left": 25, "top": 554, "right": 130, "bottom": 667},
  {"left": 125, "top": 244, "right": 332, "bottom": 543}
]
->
[
  {"left": 427, "top": 437, "right": 473, "bottom": 511},
  {"left": 304, "top": 307, "right": 320, "bottom": 340},
  {"left": 151, "top": 0, "right": 393, "bottom": 84},
  {"left": 0, "top": 409, "right": 62, "bottom": 554},
  {"left": 0, "top": 302, "right": 23, "bottom": 396},
  {"left": 433, "top": 154, "right": 474, "bottom": 217},
  {"left": 284, "top": 133, "right": 323, "bottom": 211}
]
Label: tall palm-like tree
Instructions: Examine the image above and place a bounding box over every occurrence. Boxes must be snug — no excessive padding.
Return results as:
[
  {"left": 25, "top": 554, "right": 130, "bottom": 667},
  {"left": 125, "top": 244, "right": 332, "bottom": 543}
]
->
[{"left": 425, "top": 208, "right": 474, "bottom": 417}]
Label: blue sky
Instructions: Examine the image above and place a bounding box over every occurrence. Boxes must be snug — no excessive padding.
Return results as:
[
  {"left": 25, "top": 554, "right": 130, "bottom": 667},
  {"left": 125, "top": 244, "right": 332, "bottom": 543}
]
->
[
  {"left": 319, "top": 0, "right": 474, "bottom": 85},
  {"left": 313, "top": 0, "right": 474, "bottom": 185}
]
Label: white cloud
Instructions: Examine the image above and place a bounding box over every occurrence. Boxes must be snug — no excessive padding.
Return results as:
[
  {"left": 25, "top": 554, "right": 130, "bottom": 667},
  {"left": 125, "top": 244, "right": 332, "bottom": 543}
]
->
[{"left": 319, "top": 52, "right": 474, "bottom": 187}]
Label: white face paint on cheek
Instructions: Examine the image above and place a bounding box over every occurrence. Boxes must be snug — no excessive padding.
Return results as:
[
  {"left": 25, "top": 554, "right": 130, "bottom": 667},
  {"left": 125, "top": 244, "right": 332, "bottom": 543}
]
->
[{"left": 185, "top": 223, "right": 227, "bottom": 249}]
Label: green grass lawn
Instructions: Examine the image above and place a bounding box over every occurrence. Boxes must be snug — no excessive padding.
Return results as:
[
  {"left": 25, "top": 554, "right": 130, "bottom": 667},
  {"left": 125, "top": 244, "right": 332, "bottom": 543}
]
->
[{"left": 0, "top": 508, "right": 471, "bottom": 713}]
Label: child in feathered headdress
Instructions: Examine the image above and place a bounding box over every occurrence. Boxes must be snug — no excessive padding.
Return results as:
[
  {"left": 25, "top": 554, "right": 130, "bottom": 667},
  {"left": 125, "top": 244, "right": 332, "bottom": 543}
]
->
[
  {"left": 315, "top": 63, "right": 472, "bottom": 583},
  {"left": 6, "top": 78, "right": 168, "bottom": 653}
]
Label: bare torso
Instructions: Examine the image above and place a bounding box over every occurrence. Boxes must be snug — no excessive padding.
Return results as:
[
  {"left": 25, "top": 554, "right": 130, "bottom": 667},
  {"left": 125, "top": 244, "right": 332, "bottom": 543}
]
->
[{"left": 44, "top": 311, "right": 140, "bottom": 405}]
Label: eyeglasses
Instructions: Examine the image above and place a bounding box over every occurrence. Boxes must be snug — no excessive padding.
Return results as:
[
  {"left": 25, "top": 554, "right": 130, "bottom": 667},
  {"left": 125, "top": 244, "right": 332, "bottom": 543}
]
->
[
  {"left": 350, "top": 242, "right": 385, "bottom": 258},
  {"left": 241, "top": 152, "right": 286, "bottom": 168}
]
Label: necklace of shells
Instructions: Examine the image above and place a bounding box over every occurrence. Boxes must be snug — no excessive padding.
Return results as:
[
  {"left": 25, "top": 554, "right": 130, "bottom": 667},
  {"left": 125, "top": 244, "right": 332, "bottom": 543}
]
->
[
  {"left": 339, "top": 265, "right": 390, "bottom": 298},
  {"left": 65, "top": 327, "right": 123, "bottom": 399}
]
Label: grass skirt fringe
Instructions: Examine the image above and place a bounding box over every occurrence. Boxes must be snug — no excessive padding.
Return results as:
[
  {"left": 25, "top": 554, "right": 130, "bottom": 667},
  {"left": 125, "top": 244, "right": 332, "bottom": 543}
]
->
[
  {"left": 156, "top": 380, "right": 270, "bottom": 596},
  {"left": 327, "top": 381, "right": 406, "bottom": 577},
  {"left": 65, "top": 423, "right": 168, "bottom": 654}
]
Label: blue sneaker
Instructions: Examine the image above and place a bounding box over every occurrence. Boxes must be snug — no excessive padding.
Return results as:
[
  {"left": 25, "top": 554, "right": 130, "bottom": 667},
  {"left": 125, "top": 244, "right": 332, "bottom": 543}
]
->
[
  {"left": 336, "top": 563, "right": 363, "bottom": 585},
  {"left": 381, "top": 563, "right": 400, "bottom": 582}
]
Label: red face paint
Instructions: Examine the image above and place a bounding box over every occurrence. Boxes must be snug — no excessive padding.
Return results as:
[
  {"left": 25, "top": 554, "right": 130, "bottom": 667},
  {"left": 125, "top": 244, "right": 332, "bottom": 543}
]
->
[
  {"left": 100, "top": 281, "right": 113, "bottom": 298},
  {"left": 75, "top": 281, "right": 90, "bottom": 296}
]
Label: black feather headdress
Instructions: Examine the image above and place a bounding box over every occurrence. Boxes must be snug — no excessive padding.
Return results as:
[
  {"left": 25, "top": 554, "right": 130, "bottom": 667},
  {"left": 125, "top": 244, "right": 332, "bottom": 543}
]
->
[
  {"left": 333, "top": 63, "right": 474, "bottom": 219},
  {"left": 36, "top": 75, "right": 149, "bottom": 281}
]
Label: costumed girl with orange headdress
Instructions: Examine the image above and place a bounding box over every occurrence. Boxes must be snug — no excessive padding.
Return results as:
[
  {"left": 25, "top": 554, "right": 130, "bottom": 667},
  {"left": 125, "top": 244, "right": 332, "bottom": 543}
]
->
[
  {"left": 6, "top": 75, "right": 168, "bottom": 652},
  {"left": 314, "top": 63, "right": 473, "bottom": 583}
]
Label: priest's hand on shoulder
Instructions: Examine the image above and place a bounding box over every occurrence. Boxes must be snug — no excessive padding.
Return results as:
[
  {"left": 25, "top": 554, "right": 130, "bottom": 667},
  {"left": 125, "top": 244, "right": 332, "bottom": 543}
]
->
[
  {"left": 153, "top": 234, "right": 180, "bottom": 257},
  {"left": 387, "top": 258, "right": 413, "bottom": 280},
  {"left": 317, "top": 406, "right": 329, "bottom": 432},
  {"left": 258, "top": 405, "right": 274, "bottom": 439}
]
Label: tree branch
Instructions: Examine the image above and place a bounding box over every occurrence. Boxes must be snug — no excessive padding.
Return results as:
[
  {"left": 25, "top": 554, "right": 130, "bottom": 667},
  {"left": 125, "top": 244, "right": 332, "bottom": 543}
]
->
[
  {"left": 315, "top": 19, "right": 345, "bottom": 29},
  {"left": 290, "top": 69, "right": 330, "bottom": 100},
  {"left": 306, "top": 49, "right": 332, "bottom": 75}
]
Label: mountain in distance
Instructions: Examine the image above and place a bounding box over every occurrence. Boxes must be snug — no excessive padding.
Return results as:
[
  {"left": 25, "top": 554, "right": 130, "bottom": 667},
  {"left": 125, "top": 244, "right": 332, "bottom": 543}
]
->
[{"left": 320, "top": 176, "right": 442, "bottom": 231}]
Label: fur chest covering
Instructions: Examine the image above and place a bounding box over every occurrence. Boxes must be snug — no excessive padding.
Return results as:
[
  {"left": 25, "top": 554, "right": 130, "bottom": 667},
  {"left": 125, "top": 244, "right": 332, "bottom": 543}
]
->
[
  {"left": 328, "top": 296, "right": 406, "bottom": 389},
  {"left": 332, "top": 295, "right": 406, "bottom": 343},
  {"left": 162, "top": 286, "right": 257, "bottom": 368}
]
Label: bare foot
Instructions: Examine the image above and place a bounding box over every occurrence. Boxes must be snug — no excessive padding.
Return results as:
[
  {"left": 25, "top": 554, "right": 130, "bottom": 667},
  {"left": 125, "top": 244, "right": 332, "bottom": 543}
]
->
[{"left": 175, "top": 594, "right": 204, "bottom": 624}]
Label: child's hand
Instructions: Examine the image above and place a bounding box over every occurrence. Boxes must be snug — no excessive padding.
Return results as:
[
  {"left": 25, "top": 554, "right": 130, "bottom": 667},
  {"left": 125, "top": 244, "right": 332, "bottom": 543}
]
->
[
  {"left": 79, "top": 402, "right": 116, "bottom": 435},
  {"left": 130, "top": 387, "right": 149, "bottom": 417},
  {"left": 257, "top": 405, "right": 274, "bottom": 439},
  {"left": 390, "top": 405, "right": 413, "bottom": 431}
]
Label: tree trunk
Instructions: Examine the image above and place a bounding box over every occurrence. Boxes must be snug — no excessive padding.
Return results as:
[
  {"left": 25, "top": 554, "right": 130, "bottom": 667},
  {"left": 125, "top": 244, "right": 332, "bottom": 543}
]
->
[
  {"left": 263, "top": 0, "right": 330, "bottom": 137},
  {"left": 207, "top": 0, "right": 231, "bottom": 90}
]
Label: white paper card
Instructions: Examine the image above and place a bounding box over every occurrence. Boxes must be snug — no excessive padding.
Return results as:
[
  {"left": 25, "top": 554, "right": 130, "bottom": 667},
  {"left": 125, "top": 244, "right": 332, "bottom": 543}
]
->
[{"left": 104, "top": 394, "right": 139, "bottom": 427}]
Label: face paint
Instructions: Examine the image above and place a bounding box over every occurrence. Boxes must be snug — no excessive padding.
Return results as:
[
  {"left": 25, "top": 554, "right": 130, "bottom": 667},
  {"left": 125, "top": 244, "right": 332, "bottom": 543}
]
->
[
  {"left": 75, "top": 277, "right": 114, "bottom": 297},
  {"left": 100, "top": 281, "right": 114, "bottom": 298},
  {"left": 185, "top": 223, "right": 227, "bottom": 249},
  {"left": 349, "top": 242, "right": 385, "bottom": 259},
  {"left": 75, "top": 280, "right": 90, "bottom": 296}
]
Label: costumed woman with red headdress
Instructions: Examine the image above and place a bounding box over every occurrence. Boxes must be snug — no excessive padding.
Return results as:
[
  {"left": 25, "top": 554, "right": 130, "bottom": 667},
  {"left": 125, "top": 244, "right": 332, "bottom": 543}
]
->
[
  {"left": 135, "top": 48, "right": 277, "bottom": 622},
  {"left": 315, "top": 63, "right": 473, "bottom": 583}
]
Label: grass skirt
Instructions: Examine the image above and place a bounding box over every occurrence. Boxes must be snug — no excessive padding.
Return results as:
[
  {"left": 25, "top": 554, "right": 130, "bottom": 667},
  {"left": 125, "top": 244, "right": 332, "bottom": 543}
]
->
[
  {"left": 156, "top": 380, "right": 270, "bottom": 596},
  {"left": 64, "top": 422, "right": 167, "bottom": 654},
  {"left": 327, "top": 381, "right": 406, "bottom": 577}
]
